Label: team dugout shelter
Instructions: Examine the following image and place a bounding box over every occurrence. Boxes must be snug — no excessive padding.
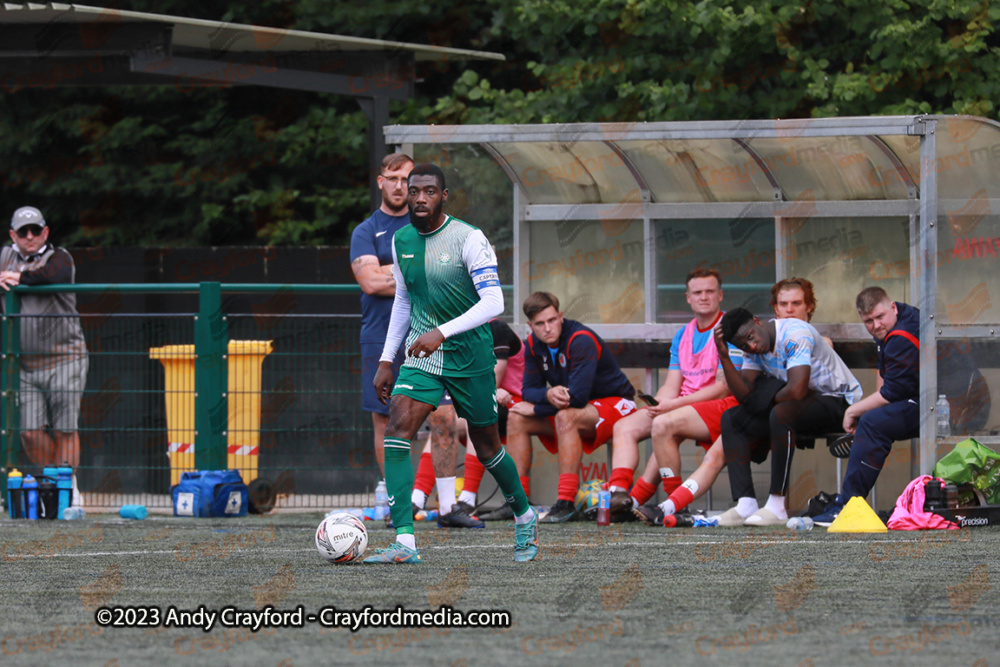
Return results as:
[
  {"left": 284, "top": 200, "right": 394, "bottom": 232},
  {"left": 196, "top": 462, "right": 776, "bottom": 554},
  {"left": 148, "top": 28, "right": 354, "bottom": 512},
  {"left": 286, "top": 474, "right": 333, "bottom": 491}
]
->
[{"left": 386, "top": 115, "right": 1000, "bottom": 483}]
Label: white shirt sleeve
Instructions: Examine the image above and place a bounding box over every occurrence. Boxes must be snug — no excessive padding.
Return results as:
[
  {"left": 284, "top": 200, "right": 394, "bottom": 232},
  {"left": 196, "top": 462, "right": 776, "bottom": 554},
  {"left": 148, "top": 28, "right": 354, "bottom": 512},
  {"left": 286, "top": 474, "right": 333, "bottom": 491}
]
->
[
  {"left": 379, "top": 241, "right": 410, "bottom": 363},
  {"left": 436, "top": 230, "right": 504, "bottom": 339}
]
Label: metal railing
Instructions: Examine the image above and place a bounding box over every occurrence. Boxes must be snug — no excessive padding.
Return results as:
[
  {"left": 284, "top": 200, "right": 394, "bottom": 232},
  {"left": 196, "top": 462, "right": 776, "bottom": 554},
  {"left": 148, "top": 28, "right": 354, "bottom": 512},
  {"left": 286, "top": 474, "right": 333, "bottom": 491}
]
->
[{"left": 1, "top": 282, "right": 377, "bottom": 512}]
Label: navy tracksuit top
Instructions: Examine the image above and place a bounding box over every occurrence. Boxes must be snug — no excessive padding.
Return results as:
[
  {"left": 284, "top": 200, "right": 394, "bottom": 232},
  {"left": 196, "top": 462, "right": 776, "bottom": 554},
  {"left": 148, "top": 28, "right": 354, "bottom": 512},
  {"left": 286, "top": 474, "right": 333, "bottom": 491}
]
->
[{"left": 522, "top": 319, "right": 634, "bottom": 417}]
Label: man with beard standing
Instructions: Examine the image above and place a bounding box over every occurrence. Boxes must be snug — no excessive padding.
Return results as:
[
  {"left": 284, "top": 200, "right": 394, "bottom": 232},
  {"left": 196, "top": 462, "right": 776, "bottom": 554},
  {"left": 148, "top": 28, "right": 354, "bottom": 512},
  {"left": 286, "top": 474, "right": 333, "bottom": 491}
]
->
[{"left": 368, "top": 164, "right": 537, "bottom": 563}]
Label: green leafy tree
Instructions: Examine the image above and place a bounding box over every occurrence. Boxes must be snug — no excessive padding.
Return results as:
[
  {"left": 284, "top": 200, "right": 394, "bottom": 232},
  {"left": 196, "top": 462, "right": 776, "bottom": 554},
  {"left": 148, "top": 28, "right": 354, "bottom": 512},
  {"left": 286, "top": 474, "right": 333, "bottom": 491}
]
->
[{"left": 1, "top": 0, "right": 998, "bottom": 247}]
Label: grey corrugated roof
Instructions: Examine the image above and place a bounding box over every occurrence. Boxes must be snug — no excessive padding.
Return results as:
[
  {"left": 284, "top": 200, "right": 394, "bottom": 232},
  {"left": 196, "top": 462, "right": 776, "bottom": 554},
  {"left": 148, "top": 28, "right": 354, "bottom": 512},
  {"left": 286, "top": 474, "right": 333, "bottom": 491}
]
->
[{"left": 0, "top": 3, "right": 505, "bottom": 61}]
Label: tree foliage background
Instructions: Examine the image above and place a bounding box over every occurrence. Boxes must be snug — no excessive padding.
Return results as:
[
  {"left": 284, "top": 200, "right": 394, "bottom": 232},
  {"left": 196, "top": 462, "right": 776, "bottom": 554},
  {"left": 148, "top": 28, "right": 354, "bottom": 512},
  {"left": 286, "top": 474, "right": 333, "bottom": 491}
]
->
[{"left": 1, "top": 0, "right": 998, "bottom": 247}]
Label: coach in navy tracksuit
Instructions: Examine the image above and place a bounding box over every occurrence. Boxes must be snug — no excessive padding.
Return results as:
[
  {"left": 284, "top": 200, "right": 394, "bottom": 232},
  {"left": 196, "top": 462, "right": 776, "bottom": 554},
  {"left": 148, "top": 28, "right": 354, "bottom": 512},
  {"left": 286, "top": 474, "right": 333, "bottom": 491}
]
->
[
  {"left": 815, "top": 286, "right": 920, "bottom": 525},
  {"left": 506, "top": 292, "right": 637, "bottom": 522}
]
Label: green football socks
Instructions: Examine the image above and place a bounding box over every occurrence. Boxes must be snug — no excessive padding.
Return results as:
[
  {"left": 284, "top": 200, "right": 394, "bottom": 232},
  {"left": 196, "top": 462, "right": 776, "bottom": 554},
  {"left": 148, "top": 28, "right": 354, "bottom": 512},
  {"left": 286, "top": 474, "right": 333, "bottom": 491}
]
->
[
  {"left": 482, "top": 447, "right": 530, "bottom": 517},
  {"left": 384, "top": 438, "right": 415, "bottom": 536}
]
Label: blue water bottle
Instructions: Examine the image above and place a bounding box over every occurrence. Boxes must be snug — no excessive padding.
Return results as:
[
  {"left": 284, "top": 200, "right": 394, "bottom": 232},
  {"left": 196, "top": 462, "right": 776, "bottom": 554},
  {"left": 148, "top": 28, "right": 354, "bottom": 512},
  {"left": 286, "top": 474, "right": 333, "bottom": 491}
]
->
[
  {"left": 56, "top": 466, "right": 73, "bottom": 519},
  {"left": 23, "top": 474, "right": 38, "bottom": 520},
  {"left": 119, "top": 505, "right": 148, "bottom": 520},
  {"left": 7, "top": 469, "right": 24, "bottom": 519}
]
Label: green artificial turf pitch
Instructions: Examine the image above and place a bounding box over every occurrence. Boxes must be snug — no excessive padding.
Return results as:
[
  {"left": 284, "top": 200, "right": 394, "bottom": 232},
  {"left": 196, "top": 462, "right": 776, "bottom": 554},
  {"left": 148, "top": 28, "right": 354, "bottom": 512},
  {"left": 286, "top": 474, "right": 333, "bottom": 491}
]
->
[{"left": 1, "top": 514, "right": 998, "bottom": 666}]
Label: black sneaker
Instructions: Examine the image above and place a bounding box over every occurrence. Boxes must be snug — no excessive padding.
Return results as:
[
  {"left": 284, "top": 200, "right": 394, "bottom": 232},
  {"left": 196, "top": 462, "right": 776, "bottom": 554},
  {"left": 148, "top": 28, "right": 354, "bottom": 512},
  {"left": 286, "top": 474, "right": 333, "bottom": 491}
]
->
[
  {"left": 633, "top": 504, "right": 665, "bottom": 527},
  {"left": 541, "top": 499, "right": 578, "bottom": 523},
  {"left": 455, "top": 500, "right": 480, "bottom": 519},
  {"left": 479, "top": 504, "right": 515, "bottom": 521},
  {"left": 437, "top": 506, "right": 485, "bottom": 529},
  {"left": 813, "top": 494, "right": 846, "bottom": 527},
  {"left": 610, "top": 491, "right": 635, "bottom": 522}
]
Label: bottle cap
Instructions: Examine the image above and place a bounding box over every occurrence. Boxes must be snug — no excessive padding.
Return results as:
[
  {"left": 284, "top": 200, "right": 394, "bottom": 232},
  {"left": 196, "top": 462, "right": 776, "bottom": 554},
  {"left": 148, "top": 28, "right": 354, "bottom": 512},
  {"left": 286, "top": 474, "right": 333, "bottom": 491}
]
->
[{"left": 8, "top": 468, "right": 22, "bottom": 478}]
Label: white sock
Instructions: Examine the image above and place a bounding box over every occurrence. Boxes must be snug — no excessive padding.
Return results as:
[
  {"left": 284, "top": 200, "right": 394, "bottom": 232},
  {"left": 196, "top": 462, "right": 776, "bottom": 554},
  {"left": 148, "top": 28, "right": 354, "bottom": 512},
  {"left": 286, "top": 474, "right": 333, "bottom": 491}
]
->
[
  {"left": 763, "top": 494, "right": 787, "bottom": 519},
  {"left": 658, "top": 467, "right": 675, "bottom": 479},
  {"left": 458, "top": 490, "right": 477, "bottom": 506},
  {"left": 736, "top": 497, "right": 759, "bottom": 519},
  {"left": 436, "top": 477, "right": 456, "bottom": 515},
  {"left": 397, "top": 533, "right": 416, "bottom": 550},
  {"left": 658, "top": 499, "right": 677, "bottom": 516},
  {"left": 71, "top": 474, "right": 81, "bottom": 508},
  {"left": 608, "top": 485, "right": 627, "bottom": 493},
  {"left": 411, "top": 489, "right": 427, "bottom": 510},
  {"left": 514, "top": 508, "right": 534, "bottom": 525},
  {"left": 682, "top": 479, "right": 699, "bottom": 495}
]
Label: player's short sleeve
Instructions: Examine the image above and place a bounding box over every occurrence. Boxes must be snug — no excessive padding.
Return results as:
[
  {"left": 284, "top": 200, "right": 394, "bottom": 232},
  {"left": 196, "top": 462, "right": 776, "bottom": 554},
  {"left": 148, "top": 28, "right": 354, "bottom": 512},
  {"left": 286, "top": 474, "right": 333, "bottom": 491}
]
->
[
  {"left": 349, "top": 220, "right": 375, "bottom": 262},
  {"left": 726, "top": 344, "right": 744, "bottom": 371},
  {"left": 741, "top": 353, "right": 762, "bottom": 372},
  {"left": 462, "top": 229, "right": 500, "bottom": 293},
  {"left": 668, "top": 328, "right": 684, "bottom": 371},
  {"left": 783, "top": 321, "right": 815, "bottom": 369}
]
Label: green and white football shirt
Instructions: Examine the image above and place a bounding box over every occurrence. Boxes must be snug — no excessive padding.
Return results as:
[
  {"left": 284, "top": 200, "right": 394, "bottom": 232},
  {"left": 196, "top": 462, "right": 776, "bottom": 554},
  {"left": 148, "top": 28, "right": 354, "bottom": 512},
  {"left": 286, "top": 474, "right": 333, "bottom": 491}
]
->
[{"left": 386, "top": 215, "right": 500, "bottom": 377}]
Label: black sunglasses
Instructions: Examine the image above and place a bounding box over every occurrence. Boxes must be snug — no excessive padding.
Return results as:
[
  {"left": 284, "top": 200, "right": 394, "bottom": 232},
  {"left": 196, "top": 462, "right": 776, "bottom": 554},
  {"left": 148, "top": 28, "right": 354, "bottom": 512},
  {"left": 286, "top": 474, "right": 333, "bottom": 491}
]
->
[{"left": 14, "top": 225, "right": 44, "bottom": 238}]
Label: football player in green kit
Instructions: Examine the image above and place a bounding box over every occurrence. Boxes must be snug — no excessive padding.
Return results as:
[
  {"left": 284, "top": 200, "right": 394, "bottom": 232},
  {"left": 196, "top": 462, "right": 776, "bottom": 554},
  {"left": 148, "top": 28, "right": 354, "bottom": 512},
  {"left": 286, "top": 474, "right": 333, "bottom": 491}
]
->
[{"left": 368, "top": 164, "right": 538, "bottom": 563}]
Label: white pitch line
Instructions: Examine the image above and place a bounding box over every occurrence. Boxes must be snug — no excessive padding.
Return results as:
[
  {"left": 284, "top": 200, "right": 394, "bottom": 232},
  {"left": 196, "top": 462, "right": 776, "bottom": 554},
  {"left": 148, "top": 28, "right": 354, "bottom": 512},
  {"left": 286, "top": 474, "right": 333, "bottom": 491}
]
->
[{"left": 5, "top": 536, "right": 970, "bottom": 559}]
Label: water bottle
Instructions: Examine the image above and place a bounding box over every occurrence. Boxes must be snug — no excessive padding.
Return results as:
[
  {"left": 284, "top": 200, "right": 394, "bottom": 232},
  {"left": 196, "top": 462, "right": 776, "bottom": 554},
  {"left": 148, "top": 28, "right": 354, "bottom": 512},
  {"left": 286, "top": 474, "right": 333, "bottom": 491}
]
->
[
  {"left": 936, "top": 395, "right": 951, "bottom": 438},
  {"left": 37, "top": 476, "right": 58, "bottom": 520},
  {"left": 63, "top": 507, "right": 86, "bottom": 520},
  {"left": 56, "top": 466, "right": 74, "bottom": 519},
  {"left": 596, "top": 490, "right": 611, "bottom": 526},
  {"left": 23, "top": 474, "right": 38, "bottom": 520},
  {"left": 374, "top": 480, "right": 390, "bottom": 521},
  {"left": 664, "top": 513, "right": 694, "bottom": 528},
  {"left": 787, "top": 517, "right": 814, "bottom": 531},
  {"left": 7, "top": 469, "right": 24, "bottom": 519},
  {"left": 120, "top": 505, "right": 148, "bottom": 520}
]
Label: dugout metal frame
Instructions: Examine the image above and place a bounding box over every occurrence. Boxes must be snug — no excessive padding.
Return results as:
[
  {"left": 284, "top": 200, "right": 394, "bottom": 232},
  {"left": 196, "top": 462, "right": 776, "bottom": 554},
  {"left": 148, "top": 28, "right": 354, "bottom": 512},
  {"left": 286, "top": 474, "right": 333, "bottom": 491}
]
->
[{"left": 387, "top": 115, "right": 1000, "bottom": 475}]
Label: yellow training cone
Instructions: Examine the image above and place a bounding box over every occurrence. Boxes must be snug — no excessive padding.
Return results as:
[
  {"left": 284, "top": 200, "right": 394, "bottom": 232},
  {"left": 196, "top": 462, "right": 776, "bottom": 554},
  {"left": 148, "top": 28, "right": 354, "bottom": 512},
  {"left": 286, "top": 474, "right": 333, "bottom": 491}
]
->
[{"left": 827, "top": 496, "right": 887, "bottom": 533}]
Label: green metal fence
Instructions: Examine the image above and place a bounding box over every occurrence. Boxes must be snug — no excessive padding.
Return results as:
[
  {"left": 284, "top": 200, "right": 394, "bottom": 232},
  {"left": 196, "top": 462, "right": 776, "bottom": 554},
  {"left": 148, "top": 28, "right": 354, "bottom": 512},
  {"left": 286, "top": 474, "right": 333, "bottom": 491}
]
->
[{"left": 1, "top": 282, "right": 379, "bottom": 513}]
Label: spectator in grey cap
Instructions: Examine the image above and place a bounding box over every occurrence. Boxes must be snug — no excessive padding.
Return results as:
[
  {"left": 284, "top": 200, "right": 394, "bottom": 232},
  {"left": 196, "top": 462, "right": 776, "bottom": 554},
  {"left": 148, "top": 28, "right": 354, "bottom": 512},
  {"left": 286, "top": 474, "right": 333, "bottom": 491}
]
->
[{"left": 1, "top": 206, "right": 88, "bottom": 507}]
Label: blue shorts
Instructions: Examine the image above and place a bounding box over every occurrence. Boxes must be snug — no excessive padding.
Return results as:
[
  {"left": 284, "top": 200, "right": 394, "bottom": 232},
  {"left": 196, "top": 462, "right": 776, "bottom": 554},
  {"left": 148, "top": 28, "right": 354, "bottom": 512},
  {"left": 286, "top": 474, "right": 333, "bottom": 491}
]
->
[
  {"left": 361, "top": 342, "right": 403, "bottom": 415},
  {"left": 362, "top": 343, "right": 454, "bottom": 414}
]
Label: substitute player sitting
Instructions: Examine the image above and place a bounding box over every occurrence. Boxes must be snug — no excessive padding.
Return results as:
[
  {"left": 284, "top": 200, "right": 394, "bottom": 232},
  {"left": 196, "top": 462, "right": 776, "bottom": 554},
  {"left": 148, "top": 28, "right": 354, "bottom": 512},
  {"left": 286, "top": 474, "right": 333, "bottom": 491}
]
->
[
  {"left": 716, "top": 307, "right": 861, "bottom": 526},
  {"left": 506, "top": 291, "right": 637, "bottom": 523},
  {"left": 609, "top": 268, "right": 740, "bottom": 520},
  {"left": 636, "top": 277, "right": 820, "bottom": 525},
  {"left": 369, "top": 164, "right": 536, "bottom": 563}
]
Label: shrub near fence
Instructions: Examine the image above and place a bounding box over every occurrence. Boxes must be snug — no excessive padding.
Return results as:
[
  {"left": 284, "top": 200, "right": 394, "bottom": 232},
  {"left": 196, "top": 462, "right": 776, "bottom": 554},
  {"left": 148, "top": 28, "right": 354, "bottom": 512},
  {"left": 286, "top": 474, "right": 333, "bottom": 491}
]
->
[{"left": 1, "top": 283, "right": 377, "bottom": 512}]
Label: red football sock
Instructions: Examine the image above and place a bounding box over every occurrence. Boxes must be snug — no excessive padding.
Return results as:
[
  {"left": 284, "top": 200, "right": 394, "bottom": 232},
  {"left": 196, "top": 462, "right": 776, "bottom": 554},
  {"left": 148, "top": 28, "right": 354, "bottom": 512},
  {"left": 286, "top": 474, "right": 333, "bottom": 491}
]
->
[
  {"left": 661, "top": 475, "right": 682, "bottom": 496},
  {"left": 668, "top": 485, "right": 696, "bottom": 513},
  {"left": 557, "top": 474, "right": 579, "bottom": 502},
  {"left": 608, "top": 467, "right": 634, "bottom": 492},
  {"left": 464, "top": 454, "right": 485, "bottom": 494},
  {"left": 630, "top": 477, "right": 657, "bottom": 505},
  {"left": 519, "top": 475, "right": 531, "bottom": 500},
  {"left": 414, "top": 451, "right": 435, "bottom": 495}
]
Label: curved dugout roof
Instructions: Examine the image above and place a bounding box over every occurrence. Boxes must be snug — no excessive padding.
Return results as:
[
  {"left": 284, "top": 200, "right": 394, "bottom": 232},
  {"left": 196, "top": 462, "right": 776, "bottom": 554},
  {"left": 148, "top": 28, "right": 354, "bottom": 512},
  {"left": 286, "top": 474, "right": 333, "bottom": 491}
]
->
[{"left": 386, "top": 115, "right": 1000, "bottom": 208}]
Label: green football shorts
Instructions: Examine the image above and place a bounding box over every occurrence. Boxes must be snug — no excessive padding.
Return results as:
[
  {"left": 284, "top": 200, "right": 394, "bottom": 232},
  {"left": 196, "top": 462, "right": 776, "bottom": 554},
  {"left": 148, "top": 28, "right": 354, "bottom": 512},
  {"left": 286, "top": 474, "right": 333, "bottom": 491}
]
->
[{"left": 393, "top": 366, "right": 498, "bottom": 427}]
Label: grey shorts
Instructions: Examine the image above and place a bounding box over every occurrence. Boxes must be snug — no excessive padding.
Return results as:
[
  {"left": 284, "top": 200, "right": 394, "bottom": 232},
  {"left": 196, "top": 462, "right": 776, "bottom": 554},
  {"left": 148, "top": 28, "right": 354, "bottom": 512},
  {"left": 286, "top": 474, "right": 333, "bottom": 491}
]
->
[{"left": 20, "top": 355, "right": 89, "bottom": 431}]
